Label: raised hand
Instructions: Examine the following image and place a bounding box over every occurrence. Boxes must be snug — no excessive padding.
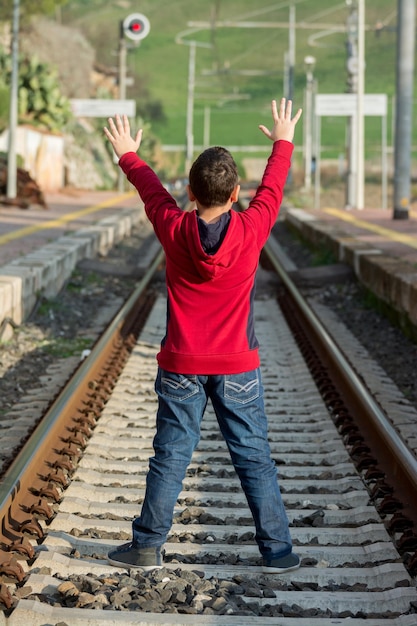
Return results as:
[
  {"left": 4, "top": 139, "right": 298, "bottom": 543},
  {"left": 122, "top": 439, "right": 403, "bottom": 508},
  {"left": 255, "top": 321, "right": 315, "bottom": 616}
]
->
[
  {"left": 258, "top": 98, "right": 302, "bottom": 144},
  {"left": 104, "top": 114, "right": 143, "bottom": 158}
]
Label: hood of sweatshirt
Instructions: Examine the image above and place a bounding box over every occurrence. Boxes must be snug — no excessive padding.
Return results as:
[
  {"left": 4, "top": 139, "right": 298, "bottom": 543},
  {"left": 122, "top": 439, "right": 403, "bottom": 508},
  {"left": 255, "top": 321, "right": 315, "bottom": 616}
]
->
[{"left": 185, "top": 210, "right": 246, "bottom": 281}]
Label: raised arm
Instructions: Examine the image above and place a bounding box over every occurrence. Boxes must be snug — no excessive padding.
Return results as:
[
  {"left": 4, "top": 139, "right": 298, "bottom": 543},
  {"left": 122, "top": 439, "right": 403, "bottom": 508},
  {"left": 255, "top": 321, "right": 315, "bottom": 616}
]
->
[
  {"left": 104, "top": 114, "right": 143, "bottom": 159},
  {"left": 104, "top": 114, "right": 181, "bottom": 245},
  {"left": 258, "top": 98, "right": 302, "bottom": 143}
]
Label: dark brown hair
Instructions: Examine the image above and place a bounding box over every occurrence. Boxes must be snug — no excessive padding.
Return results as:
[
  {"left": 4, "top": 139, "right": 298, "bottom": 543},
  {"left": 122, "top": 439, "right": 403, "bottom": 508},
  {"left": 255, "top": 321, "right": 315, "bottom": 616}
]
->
[{"left": 189, "top": 146, "right": 238, "bottom": 208}]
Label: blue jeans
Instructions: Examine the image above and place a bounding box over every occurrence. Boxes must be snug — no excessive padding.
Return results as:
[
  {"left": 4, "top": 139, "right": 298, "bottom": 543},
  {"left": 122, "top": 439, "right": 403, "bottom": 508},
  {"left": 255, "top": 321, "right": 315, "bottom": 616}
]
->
[{"left": 132, "top": 367, "right": 292, "bottom": 559}]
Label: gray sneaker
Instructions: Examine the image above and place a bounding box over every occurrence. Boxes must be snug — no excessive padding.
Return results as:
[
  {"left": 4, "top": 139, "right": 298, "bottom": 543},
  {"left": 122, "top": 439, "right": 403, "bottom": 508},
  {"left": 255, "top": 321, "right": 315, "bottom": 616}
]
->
[
  {"left": 108, "top": 542, "right": 163, "bottom": 570},
  {"left": 261, "top": 552, "right": 300, "bottom": 573}
]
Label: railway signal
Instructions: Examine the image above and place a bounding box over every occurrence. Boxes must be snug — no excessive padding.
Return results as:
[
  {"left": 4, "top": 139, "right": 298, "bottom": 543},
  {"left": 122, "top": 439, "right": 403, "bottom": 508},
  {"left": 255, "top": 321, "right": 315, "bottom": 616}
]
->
[
  {"left": 118, "top": 13, "right": 150, "bottom": 191},
  {"left": 122, "top": 13, "right": 150, "bottom": 42}
]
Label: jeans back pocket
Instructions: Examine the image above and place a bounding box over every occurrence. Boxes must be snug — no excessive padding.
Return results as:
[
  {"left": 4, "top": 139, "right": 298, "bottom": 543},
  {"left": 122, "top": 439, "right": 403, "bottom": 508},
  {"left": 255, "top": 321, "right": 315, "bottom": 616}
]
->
[
  {"left": 224, "top": 370, "right": 260, "bottom": 404},
  {"left": 158, "top": 370, "right": 199, "bottom": 402}
]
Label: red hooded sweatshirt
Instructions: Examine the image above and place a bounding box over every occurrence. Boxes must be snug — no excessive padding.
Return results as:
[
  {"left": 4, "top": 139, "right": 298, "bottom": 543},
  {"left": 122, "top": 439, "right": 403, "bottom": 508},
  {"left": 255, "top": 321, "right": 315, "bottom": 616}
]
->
[{"left": 119, "top": 139, "right": 293, "bottom": 375}]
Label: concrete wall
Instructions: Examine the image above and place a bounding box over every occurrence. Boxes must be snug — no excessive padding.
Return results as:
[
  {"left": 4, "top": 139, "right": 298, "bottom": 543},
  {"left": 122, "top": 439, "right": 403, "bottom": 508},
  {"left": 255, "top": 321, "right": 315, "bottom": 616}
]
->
[{"left": 0, "top": 126, "right": 64, "bottom": 192}]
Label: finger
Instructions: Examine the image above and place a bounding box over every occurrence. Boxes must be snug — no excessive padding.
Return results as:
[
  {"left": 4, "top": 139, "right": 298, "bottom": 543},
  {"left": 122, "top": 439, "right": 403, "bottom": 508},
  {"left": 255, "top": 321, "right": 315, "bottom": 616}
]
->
[
  {"left": 123, "top": 115, "right": 130, "bottom": 133},
  {"left": 293, "top": 108, "right": 303, "bottom": 123},
  {"left": 135, "top": 128, "right": 143, "bottom": 146},
  {"left": 107, "top": 117, "right": 119, "bottom": 136},
  {"left": 285, "top": 99, "right": 293, "bottom": 119},
  {"left": 103, "top": 126, "right": 115, "bottom": 143},
  {"left": 115, "top": 114, "right": 124, "bottom": 133},
  {"left": 279, "top": 97, "right": 286, "bottom": 118},
  {"left": 258, "top": 125, "right": 271, "bottom": 139},
  {"left": 270, "top": 99, "right": 278, "bottom": 121}
]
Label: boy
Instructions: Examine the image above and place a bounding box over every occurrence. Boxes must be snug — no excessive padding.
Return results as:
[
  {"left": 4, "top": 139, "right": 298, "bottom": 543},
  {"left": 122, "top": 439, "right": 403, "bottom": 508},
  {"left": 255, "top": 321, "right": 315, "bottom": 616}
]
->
[{"left": 104, "top": 98, "right": 302, "bottom": 572}]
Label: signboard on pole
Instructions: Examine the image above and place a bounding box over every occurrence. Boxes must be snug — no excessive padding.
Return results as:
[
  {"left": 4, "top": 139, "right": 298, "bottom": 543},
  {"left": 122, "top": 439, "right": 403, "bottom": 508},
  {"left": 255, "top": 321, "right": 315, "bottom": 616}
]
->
[
  {"left": 70, "top": 99, "right": 136, "bottom": 118},
  {"left": 313, "top": 93, "right": 388, "bottom": 210},
  {"left": 315, "top": 93, "right": 387, "bottom": 117}
]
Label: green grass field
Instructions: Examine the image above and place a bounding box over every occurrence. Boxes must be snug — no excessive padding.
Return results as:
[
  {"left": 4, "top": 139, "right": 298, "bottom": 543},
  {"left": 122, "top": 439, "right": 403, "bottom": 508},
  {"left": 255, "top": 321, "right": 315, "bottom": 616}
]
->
[{"left": 61, "top": 0, "right": 412, "bottom": 171}]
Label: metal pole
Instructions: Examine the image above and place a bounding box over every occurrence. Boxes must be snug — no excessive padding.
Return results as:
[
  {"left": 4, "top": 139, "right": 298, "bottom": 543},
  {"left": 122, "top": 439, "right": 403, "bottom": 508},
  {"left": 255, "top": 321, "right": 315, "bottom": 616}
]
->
[
  {"left": 314, "top": 115, "right": 321, "bottom": 209},
  {"left": 286, "top": 1, "right": 295, "bottom": 186},
  {"left": 345, "top": 2, "right": 358, "bottom": 209},
  {"left": 304, "top": 78, "right": 312, "bottom": 190},
  {"left": 382, "top": 112, "right": 388, "bottom": 210},
  {"left": 355, "top": 0, "right": 365, "bottom": 209},
  {"left": 283, "top": 50, "right": 289, "bottom": 97},
  {"left": 393, "top": 0, "right": 415, "bottom": 219},
  {"left": 346, "top": 112, "right": 358, "bottom": 210},
  {"left": 203, "top": 105, "right": 210, "bottom": 148},
  {"left": 303, "top": 57, "right": 315, "bottom": 191},
  {"left": 7, "top": 0, "right": 20, "bottom": 200},
  {"left": 185, "top": 41, "right": 196, "bottom": 172},
  {"left": 287, "top": 2, "right": 295, "bottom": 102},
  {"left": 118, "top": 27, "right": 127, "bottom": 192}
]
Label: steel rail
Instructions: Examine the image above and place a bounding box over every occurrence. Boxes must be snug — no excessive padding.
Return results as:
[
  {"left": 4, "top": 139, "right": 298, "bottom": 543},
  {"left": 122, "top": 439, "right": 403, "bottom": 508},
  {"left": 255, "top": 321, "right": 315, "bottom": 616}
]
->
[
  {"left": 0, "top": 248, "right": 164, "bottom": 541},
  {"left": 263, "top": 239, "right": 417, "bottom": 527}
]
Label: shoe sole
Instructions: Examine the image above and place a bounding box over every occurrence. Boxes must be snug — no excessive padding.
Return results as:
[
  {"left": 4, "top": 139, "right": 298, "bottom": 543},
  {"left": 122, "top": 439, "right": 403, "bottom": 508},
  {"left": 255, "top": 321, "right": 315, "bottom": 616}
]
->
[
  {"left": 261, "top": 562, "right": 300, "bottom": 574},
  {"left": 108, "top": 559, "right": 299, "bottom": 573},
  {"left": 108, "top": 557, "right": 162, "bottom": 571}
]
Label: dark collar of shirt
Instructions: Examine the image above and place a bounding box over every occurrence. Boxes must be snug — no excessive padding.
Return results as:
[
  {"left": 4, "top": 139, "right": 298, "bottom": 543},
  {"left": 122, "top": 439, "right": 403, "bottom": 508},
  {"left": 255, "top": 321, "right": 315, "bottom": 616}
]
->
[{"left": 197, "top": 212, "right": 231, "bottom": 255}]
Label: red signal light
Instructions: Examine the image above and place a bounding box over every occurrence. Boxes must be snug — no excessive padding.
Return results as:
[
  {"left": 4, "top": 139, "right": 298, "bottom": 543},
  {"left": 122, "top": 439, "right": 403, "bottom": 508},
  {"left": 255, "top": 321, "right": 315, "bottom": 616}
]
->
[{"left": 123, "top": 13, "right": 150, "bottom": 41}]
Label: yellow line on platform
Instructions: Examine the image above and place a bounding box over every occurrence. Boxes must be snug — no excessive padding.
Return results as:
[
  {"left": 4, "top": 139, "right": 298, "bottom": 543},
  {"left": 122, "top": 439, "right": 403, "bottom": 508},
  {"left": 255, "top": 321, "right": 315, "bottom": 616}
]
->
[
  {"left": 323, "top": 207, "right": 417, "bottom": 250},
  {"left": 0, "top": 191, "right": 136, "bottom": 246}
]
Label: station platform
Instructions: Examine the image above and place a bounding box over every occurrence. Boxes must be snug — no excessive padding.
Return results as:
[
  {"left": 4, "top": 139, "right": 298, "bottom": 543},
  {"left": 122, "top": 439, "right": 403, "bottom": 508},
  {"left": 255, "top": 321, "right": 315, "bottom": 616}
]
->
[
  {"left": 0, "top": 189, "right": 145, "bottom": 339},
  {"left": 0, "top": 188, "right": 416, "bottom": 340},
  {"left": 283, "top": 204, "right": 417, "bottom": 332},
  {"left": 0, "top": 189, "right": 141, "bottom": 267}
]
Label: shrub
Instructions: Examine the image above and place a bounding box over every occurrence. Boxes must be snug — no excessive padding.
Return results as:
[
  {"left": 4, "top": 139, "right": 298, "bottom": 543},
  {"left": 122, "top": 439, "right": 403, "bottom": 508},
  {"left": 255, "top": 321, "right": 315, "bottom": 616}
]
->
[{"left": 0, "top": 46, "right": 72, "bottom": 133}]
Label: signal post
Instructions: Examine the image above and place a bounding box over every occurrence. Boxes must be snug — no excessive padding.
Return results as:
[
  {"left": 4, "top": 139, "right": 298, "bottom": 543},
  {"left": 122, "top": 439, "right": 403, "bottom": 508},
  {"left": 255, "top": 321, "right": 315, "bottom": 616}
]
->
[
  {"left": 117, "top": 13, "right": 150, "bottom": 190},
  {"left": 118, "top": 13, "right": 151, "bottom": 102}
]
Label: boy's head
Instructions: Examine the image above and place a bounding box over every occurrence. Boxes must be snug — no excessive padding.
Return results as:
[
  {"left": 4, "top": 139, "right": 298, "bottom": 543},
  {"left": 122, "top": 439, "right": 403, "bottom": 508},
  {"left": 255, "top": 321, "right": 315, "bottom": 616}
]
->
[{"left": 188, "top": 146, "right": 239, "bottom": 209}]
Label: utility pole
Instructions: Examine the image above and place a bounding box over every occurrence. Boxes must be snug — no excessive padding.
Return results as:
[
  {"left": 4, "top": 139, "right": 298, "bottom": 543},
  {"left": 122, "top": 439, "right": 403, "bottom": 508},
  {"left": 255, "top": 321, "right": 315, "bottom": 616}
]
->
[
  {"left": 118, "top": 31, "right": 127, "bottom": 103},
  {"left": 286, "top": 1, "right": 296, "bottom": 185},
  {"left": 355, "top": 0, "right": 365, "bottom": 210},
  {"left": 287, "top": 1, "right": 296, "bottom": 102},
  {"left": 118, "top": 25, "right": 127, "bottom": 192},
  {"left": 393, "top": 0, "right": 415, "bottom": 220},
  {"left": 117, "top": 13, "right": 150, "bottom": 191},
  {"left": 344, "top": 0, "right": 366, "bottom": 210},
  {"left": 7, "top": 0, "right": 20, "bottom": 200},
  {"left": 303, "top": 55, "right": 316, "bottom": 191},
  {"left": 185, "top": 40, "right": 196, "bottom": 173},
  {"left": 176, "top": 31, "right": 212, "bottom": 172},
  {"left": 345, "top": 0, "right": 358, "bottom": 209}
]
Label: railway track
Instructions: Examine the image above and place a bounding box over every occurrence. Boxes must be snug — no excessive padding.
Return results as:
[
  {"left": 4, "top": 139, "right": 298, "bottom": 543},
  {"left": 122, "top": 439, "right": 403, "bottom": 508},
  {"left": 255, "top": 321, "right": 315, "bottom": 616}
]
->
[{"left": 0, "top": 226, "right": 417, "bottom": 624}]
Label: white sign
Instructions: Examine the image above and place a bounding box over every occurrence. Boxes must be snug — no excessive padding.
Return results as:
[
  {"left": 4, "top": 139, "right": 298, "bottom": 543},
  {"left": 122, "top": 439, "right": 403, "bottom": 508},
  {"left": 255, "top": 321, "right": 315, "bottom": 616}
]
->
[
  {"left": 315, "top": 93, "right": 387, "bottom": 117},
  {"left": 70, "top": 99, "right": 136, "bottom": 118}
]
